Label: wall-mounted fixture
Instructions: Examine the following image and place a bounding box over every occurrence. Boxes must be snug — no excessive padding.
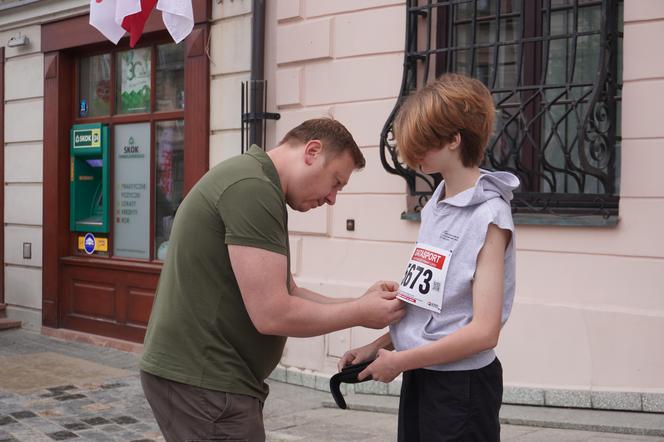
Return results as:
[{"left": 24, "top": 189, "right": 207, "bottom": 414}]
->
[
  {"left": 241, "top": 80, "right": 280, "bottom": 152},
  {"left": 346, "top": 219, "right": 355, "bottom": 232},
  {"left": 7, "top": 33, "right": 29, "bottom": 48}
]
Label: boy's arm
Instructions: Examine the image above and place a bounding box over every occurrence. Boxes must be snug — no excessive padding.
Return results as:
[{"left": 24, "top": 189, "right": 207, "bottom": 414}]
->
[{"left": 360, "top": 224, "right": 510, "bottom": 382}]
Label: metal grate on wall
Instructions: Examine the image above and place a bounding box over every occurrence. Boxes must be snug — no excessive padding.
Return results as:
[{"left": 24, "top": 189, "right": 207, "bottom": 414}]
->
[{"left": 380, "top": 0, "right": 623, "bottom": 220}]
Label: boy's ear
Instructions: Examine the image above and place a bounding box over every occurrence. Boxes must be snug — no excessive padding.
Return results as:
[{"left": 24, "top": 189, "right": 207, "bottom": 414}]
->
[
  {"left": 449, "top": 132, "right": 462, "bottom": 151},
  {"left": 303, "top": 140, "right": 323, "bottom": 165}
]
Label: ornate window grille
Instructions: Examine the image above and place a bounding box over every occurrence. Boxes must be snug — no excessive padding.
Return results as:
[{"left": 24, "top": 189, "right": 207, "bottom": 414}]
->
[{"left": 380, "top": 0, "right": 623, "bottom": 221}]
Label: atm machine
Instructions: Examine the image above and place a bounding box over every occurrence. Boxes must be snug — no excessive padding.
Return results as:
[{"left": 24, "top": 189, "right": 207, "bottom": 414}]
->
[{"left": 70, "top": 123, "right": 109, "bottom": 254}]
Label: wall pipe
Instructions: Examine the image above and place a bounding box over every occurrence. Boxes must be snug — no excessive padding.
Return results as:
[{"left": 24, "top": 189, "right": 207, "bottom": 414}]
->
[{"left": 249, "top": 0, "right": 266, "bottom": 147}]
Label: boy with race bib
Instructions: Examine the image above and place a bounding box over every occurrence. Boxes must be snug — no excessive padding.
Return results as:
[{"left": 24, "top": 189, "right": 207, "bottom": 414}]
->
[{"left": 339, "top": 73, "right": 519, "bottom": 441}]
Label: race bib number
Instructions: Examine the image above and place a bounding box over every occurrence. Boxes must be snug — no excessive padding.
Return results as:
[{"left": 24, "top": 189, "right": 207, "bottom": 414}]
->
[{"left": 397, "top": 244, "right": 452, "bottom": 313}]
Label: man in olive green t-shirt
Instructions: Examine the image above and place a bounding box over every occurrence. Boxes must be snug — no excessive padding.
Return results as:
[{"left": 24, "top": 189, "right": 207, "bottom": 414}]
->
[{"left": 140, "top": 119, "right": 405, "bottom": 442}]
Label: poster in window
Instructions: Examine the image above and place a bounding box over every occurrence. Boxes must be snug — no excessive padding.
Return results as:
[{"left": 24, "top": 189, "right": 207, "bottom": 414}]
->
[
  {"left": 117, "top": 48, "right": 151, "bottom": 114},
  {"left": 114, "top": 123, "right": 151, "bottom": 259}
]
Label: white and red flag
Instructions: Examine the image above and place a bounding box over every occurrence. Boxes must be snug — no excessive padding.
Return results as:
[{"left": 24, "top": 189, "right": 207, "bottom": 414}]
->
[
  {"left": 157, "top": 0, "right": 194, "bottom": 44},
  {"left": 119, "top": 0, "right": 157, "bottom": 48},
  {"left": 89, "top": 0, "right": 126, "bottom": 44},
  {"left": 90, "top": 0, "right": 193, "bottom": 47}
]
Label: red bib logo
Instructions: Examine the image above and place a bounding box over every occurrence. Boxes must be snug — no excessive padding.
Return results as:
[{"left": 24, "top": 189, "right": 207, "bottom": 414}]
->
[{"left": 411, "top": 247, "right": 445, "bottom": 269}]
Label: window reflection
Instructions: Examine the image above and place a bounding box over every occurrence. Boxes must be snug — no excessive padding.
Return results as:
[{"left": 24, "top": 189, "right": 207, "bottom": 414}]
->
[
  {"left": 156, "top": 43, "right": 185, "bottom": 111},
  {"left": 78, "top": 54, "right": 111, "bottom": 117},
  {"left": 155, "top": 120, "right": 185, "bottom": 260}
]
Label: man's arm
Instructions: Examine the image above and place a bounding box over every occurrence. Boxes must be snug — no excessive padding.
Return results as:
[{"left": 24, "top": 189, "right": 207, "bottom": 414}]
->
[
  {"left": 289, "top": 274, "right": 351, "bottom": 304},
  {"left": 229, "top": 245, "right": 405, "bottom": 337},
  {"left": 290, "top": 274, "right": 400, "bottom": 305}
]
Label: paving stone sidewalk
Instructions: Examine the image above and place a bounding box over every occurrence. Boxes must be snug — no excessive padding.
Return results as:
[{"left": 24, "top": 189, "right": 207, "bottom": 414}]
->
[
  {"left": 0, "top": 329, "right": 161, "bottom": 442},
  {"left": 2, "top": 328, "right": 664, "bottom": 441},
  {"left": 0, "top": 376, "right": 162, "bottom": 442}
]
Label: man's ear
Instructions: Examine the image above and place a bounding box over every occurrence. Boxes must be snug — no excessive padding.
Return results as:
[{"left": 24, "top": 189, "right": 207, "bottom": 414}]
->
[{"left": 303, "top": 140, "right": 323, "bottom": 165}]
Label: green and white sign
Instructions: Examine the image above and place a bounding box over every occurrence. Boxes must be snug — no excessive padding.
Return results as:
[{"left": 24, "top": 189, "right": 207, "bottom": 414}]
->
[
  {"left": 118, "top": 48, "right": 151, "bottom": 114},
  {"left": 113, "top": 123, "right": 151, "bottom": 259},
  {"left": 72, "top": 127, "right": 102, "bottom": 149}
]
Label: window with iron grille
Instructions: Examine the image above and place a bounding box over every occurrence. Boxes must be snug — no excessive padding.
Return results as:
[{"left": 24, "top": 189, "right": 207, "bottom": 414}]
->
[{"left": 380, "top": 0, "right": 623, "bottom": 224}]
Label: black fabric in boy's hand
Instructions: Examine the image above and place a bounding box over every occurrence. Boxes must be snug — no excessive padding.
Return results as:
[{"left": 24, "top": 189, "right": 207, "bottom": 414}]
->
[{"left": 330, "top": 360, "right": 374, "bottom": 409}]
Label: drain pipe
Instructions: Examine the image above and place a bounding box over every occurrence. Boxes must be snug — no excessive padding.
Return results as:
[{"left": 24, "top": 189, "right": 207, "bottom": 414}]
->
[{"left": 249, "top": 0, "right": 266, "bottom": 147}]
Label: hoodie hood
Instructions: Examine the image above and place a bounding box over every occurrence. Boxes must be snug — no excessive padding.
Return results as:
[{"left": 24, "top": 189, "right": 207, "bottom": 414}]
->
[{"left": 437, "top": 169, "right": 520, "bottom": 208}]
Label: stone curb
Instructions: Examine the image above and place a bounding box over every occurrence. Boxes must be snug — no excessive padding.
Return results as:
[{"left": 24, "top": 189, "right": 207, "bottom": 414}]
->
[
  {"left": 499, "top": 405, "right": 664, "bottom": 437},
  {"left": 269, "top": 365, "right": 664, "bottom": 413},
  {"left": 316, "top": 397, "right": 664, "bottom": 437}
]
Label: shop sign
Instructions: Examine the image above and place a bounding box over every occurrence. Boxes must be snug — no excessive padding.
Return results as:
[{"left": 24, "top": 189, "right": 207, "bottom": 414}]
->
[
  {"left": 113, "top": 123, "right": 151, "bottom": 259},
  {"left": 78, "top": 233, "right": 108, "bottom": 254},
  {"left": 72, "top": 127, "right": 102, "bottom": 149}
]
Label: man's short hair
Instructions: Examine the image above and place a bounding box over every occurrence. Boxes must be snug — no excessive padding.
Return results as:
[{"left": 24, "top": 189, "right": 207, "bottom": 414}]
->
[
  {"left": 279, "top": 118, "right": 366, "bottom": 168},
  {"left": 394, "top": 73, "right": 495, "bottom": 169}
]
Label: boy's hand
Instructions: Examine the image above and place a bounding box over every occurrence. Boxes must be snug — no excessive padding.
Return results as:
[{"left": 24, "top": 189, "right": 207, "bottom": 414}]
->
[
  {"left": 358, "top": 348, "right": 402, "bottom": 383},
  {"left": 338, "top": 342, "right": 379, "bottom": 371}
]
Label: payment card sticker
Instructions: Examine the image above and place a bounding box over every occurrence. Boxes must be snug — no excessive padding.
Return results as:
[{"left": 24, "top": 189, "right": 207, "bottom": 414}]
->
[{"left": 397, "top": 244, "right": 452, "bottom": 313}]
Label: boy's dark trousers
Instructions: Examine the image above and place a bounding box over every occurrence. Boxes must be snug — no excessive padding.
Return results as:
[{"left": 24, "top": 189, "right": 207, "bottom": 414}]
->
[{"left": 398, "top": 357, "right": 503, "bottom": 442}]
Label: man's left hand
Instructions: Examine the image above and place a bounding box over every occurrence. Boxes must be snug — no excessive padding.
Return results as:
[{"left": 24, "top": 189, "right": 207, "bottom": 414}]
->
[{"left": 364, "top": 280, "right": 399, "bottom": 295}]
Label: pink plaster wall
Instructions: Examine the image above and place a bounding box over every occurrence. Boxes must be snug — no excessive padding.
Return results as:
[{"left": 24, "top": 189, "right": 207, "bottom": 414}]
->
[{"left": 265, "top": 0, "right": 664, "bottom": 393}]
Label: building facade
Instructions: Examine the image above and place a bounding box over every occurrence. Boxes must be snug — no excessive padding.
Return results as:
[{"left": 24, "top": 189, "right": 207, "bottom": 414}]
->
[{"left": 1, "top": 0, "right": 662, "bottom": 412}]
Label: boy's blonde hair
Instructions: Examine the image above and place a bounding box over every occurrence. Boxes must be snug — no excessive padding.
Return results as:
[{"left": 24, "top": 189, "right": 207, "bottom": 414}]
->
[{"left": 394, "top": 73, "right": 495, "bottom": 169}]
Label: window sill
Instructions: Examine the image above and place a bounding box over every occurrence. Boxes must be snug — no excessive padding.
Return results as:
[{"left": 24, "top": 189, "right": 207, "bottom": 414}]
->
[
  {"left": 401, "top": 211, "right": 619, "bottom": 227},
  {"left": 513, "top": 213, "right": 619, "bottom": 227},
  {"left": 400, "top": 211, "right": 422, "bottom": 222}
]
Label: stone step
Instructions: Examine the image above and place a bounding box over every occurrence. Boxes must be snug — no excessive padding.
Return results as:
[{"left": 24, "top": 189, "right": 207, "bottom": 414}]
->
[
  {"left": 322, "top": 394, "right": 664, "bottom": 437},
  {"left": 0, "top": 317, "right": 22, "bottom": 331}
]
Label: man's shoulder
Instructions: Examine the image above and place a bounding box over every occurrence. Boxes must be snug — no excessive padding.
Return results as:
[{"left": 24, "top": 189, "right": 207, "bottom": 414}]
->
[
  {"left": 207, "top": 153, "right": 264, "bottom": 184},
  {"left": 221, "top": 176, "right": 282, "bottom": 205},
  {"left": 197, "top": 154, "right": 279, "bottom": 200}
]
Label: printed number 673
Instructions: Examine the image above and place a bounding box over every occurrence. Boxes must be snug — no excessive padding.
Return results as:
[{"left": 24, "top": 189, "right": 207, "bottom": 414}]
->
[{"left": 401, "top": 263, "right": 433, "bottom": 294}]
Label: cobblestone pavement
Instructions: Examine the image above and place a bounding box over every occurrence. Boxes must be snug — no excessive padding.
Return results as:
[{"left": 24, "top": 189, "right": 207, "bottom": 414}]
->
[
  {"left": 1, "top": 328, "right": 663, "bottom": 441},
  {"left": 0, "top": 329, "right": 162, "bottom": 442},
  {"left": 0, "top": 376, "right": 163, "bottom": 442}
]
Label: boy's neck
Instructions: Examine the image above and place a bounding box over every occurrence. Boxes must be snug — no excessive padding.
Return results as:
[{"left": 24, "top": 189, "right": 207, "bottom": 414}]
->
[{"left": 440, "top": 165, "right": 481, "bottom": 201}]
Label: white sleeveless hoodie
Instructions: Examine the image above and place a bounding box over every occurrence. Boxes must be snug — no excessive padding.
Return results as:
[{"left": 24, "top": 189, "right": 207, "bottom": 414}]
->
[{"left": 390, "top": 170, "right": 520, "bottom": 371}]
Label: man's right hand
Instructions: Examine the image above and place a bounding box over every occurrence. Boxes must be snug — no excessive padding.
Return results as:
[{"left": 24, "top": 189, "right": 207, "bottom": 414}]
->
[{"left": 356, "top": 289, "right": 405, "bottom": 329}]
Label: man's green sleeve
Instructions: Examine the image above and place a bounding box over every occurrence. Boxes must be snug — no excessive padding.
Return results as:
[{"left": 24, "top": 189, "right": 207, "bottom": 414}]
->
[{"left": 217, "top": 178, "right": 287, "bottom": 256}]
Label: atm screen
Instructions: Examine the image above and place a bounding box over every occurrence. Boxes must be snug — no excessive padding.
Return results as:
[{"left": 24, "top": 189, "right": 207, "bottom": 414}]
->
[{"left": 86, "top": 159, "right": 103, "bottom": 168}]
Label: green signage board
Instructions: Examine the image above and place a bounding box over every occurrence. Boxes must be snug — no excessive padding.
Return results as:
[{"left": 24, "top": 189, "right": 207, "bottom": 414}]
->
[
  {"left": 71, "top": 123, "right": 105, "bottom": 155},
  {"left": 72, "top": 128, "right": 102, "bottom": 149}
]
